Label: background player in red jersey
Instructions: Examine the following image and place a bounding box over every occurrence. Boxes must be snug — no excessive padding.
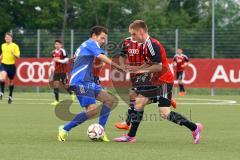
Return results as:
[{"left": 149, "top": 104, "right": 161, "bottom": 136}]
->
[
  {"left": 173, "top": 48, "right": 189, "bottom": 96},
  {"left": 114, "top": 20, "right": 203, "bottom": 144},
  {"left": 50, "top": 39, "right": 74, "bottom": 106},
  {"left": 114, "top": 37, "right": 145, "bottom": 130}
]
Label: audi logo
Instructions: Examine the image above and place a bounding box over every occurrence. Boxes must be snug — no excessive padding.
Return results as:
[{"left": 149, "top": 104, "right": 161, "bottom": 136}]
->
[
  {"left": 17, "top": 62, "right": 54, "bottom": 83},
  {"left": 128, "top": 49, "right": 139, "bottom": 56}
]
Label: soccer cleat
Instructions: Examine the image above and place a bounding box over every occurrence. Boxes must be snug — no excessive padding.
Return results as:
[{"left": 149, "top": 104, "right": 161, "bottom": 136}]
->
[
  {"left": 192, "top": 123, "right": 203, "bottom": 144},
  {"left": 0, "top": 92, "right": 3, "bottom": 100},
  {"left": 171, "top": 98, "right": 177, "bottom": 109},
  {"left": 115, "top": 122, "right": 130, "bottom": 130},
  {"left": 8, "top": 96, "right": 13, "bottom": 104},
  {"left": 58, "top": 125, "right": 68, "bottom": 141},
  {"left": 178, "top": 92, "right": 186, "bottom": 96},
  {"left": 113, "top": 135, "right": 136, "bottom": 143},
  {"left": 51, "top": 100, "right": 59, "bottom": 106},
  {"left": 100, "top": 132, "right": 110, "bottom": 142}
]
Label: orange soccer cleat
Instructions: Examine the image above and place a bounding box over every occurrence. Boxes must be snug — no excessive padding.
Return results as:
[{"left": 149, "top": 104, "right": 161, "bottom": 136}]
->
[
  {"left": 115, "top": 122, "right": 130, "bottom": 130},
  {"left": 171, "top": 98, "right": 177, "bottom": 109},
  {"left": 178, "top": 92, "right": 186, "bottom": 96}
]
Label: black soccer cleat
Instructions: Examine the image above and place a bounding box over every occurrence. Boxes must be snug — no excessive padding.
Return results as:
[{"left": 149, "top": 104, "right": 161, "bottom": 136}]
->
[{"left": 8, "top": 96, "right": 13, "bottom": 104}]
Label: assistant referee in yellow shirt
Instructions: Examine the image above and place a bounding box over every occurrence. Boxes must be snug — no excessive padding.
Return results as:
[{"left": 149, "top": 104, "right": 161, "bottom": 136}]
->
[{"left": 0, "top": 32, "right": 20, "bottom": 104}]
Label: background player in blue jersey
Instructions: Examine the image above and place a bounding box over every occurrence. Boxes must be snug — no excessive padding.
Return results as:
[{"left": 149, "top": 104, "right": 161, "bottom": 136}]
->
[{"left": 58, "top": 26, "right": 124, "bottom": 142}]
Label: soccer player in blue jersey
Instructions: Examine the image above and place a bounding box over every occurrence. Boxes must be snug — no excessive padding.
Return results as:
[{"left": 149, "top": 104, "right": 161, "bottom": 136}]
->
[{"left": 57, "top": 26, "right": 124, "bottom": 142}]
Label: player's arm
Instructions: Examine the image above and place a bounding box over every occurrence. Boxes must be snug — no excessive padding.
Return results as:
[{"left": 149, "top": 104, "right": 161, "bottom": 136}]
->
[
  {"left": 12, "top": 44, "right": 20, "bottom": 58},
  {"left": 55, "top": 57, "right": 69, "bottom": 64},
  {"left": 132, "top": 43, "right": 163, "bottom": 74},
  {"left": 97, "top": 54, "right": 124, "bottom": 71},
  {"left": 54, "top": 49, "right": 69, "bottom": 64},
  {"left": 172, "top": 56, "right": 177, "bottom": 67},
  {"left": 133, "top": 63, "right": 162, "bottom": 74},
  {"left": 182, "top": 55, "right": 190, "bottom": 68}
]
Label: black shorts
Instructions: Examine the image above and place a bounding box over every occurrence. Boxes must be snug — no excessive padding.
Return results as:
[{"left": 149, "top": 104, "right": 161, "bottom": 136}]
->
[
  {"left": 133, "top": 83, "right": 173, "bottom": 107},
  {"left": 176, "top": 71, "right": 184, "bottom": 80},
  {"left": 53, "top": 73, "right": 68, "bottom": 84},
  {"left": 0, "top": 63, "right": 16, "bottom": 80}
]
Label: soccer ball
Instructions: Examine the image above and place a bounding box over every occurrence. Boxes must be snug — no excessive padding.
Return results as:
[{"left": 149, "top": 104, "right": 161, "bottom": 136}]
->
[{"left": 87, "top": 123, "right": 104, "bottom": 141}]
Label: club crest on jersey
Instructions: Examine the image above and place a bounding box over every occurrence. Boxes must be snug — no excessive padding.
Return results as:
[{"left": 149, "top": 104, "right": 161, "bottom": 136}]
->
[
  {"left": 128, "top": 49, "right": 139, "bottom": 56},
  {"left": 79, "top": 85, "right": 86, "bottom": 94}
]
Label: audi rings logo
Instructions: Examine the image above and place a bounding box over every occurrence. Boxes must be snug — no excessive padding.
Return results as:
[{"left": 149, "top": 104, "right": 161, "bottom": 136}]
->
[
  {"left": 128, "top": 49, "right": 139, "bottom": 56},
  {"left": 17, "top": 61, "right": 54, "bottom": 83}
]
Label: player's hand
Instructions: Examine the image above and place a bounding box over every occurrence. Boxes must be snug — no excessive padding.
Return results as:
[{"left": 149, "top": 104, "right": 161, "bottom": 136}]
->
[{"left": 181, "top": 63, "right": 188, "bottom": 68}]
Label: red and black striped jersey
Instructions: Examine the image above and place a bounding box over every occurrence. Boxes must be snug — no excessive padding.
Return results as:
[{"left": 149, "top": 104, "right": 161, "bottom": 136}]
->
[
  {"left": 143, "top": 36, "right": 174, "bottom": 85},
  {"left": 93, "top": 58, "right": 103, "bottom": 77},
  {"left": 121, "top": 37, "right": 144, "bottom": 66},
  {"left": 52, "top": 48, "right": 68, "bottom": 73},
  {"left": 173, "top": 54, "right": 189, "bottom": 72}
]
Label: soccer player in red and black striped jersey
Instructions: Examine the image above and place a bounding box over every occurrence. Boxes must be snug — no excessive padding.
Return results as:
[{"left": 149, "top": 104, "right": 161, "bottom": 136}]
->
[
  {"left": 173, "top": 48, "right": 189, "bottom": 96},
  {"left": 51, "top": 40, "right": 74, "bottom": 106},
  {"left": 114, "top": 37, "right": 145, "bottom": 130},
  {"left": 114, "top": 20, "right": 203, "bottom": 144}
]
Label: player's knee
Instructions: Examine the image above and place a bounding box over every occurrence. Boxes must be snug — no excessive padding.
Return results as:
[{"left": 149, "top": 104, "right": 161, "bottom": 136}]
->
[
  {"left": 159, "top": 110, "right": 171, "bottom": 119},
  {"left": 104, "top": 95, "right": 114, "bottom": 107},
  {"left": 86, "top": 105, "right": 98, "bottom": 117}
]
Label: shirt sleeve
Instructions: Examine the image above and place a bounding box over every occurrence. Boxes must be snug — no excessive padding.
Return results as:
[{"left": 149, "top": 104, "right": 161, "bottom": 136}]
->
[
  {"left": 14, "top": 44, "right": 20, "bottom": 57},
  {"left": 87, "top": 41, "right": 104, "bottom": 57},
  {"left": 184, "top": 55, "right": 189, "bottom": 62},
  {"left": 0, "top": 44, "right": 3, "bottom": 55},
  {"left": 146, "top": 41, "right": 162, "bottom": 63},
  {"left": 61, "top": 49, "right": 68, "bottom": 58},
  {"left": 173, "top": 55, "right": 177, "bottom": 62}
]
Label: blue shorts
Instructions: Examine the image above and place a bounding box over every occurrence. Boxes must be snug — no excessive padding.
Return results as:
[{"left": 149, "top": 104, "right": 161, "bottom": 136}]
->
[{"left": 71, "top": 82, "right": 103, "bottom": 108}]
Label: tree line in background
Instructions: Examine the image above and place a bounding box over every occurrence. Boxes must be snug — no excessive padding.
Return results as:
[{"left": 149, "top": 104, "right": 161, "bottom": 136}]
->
[{"left": 0, "top": 0, "right": 240, "bottom": 58}]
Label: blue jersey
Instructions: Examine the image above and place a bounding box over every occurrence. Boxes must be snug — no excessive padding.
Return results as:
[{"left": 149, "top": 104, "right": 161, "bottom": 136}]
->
[{"left": 70, "top": 39, "right": 104, "bottom": 85}]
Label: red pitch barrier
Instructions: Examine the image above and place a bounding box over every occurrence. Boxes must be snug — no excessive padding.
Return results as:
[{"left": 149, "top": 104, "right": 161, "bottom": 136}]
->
[{"left": 14, "top": 58, "right": 240, "bottom": 88}]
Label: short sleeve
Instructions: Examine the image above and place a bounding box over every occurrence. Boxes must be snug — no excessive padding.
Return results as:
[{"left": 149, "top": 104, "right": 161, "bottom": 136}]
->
[
  {"left": 87, "top": 41, "right": 104, "bottom": 57},
  {"left": 146, "top": 41, "right": 162, "bottom": 63},
  {"left": 61, "top": 49, "right": 68, "bottom": 57},
  {"left": 14, "top": 44, "right": 20, "bottom": 57},
  {"left": 184, "top": 55, "right": 189, "bottom": 62}
]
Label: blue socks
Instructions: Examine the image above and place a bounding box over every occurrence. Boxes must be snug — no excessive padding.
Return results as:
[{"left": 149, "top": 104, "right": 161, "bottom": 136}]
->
[
  {"left": 64, "top": 111, "right": 89, "bottom": 131},
  {"left": 63, "top": 105, "right": 111, "bottom": 131},
  {"left": 98, "top": 104, "right": 111, "bottom": 129}
]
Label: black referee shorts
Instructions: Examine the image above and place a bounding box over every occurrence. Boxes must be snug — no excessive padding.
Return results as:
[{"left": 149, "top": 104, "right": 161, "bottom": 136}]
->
[
  {"left": 132, "top": 83, "right": 173, "bottom": 107},
  {"left": 0, "top": 63, "right": 16, "bottom": 80},
  {"left": 176, "top": 71, "right": 184, "bottom": 80}
]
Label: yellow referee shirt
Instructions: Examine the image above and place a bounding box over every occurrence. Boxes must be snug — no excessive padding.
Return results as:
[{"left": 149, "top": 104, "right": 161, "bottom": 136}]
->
[{"left": 1, "top": 42, "right": 20, "bottom": 65}]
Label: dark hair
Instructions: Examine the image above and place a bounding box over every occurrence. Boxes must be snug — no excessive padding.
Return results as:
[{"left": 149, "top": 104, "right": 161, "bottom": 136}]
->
[
  {"left": 55, "top": 39, "right": 62, "bottom": 44},
  {"left": 5, "top": 32, "right": 13, "bottom": 37},
  {"left": 90, "top": 26, "right": 108, "bottom": 37},
  {"left": 129, "top": 20, "right": 148, "bottom": 32}
]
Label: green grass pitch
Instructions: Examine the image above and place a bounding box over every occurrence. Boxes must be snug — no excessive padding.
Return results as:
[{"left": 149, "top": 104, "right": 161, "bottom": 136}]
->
[{"left": 0, "top": 93, "right": 240, "bottom": 160}]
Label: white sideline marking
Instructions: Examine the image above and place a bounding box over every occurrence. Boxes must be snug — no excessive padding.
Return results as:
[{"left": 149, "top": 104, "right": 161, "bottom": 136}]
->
[{"left": 0, "top": 97, "right": 238, "bottom": 106}]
